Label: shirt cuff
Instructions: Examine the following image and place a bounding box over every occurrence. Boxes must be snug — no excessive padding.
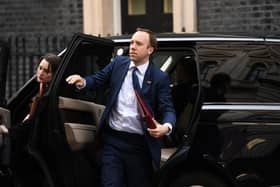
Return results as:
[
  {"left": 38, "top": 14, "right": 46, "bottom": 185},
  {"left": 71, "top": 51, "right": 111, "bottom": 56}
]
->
[{"left": 163, "top": 123, "right": 173, "bottom": 136}]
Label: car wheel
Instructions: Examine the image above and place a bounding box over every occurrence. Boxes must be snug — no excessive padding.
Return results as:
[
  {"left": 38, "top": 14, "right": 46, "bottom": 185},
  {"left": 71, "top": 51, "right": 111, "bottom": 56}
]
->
[{"left": 170, "top": 171, "right": 228, "bottom": 187}]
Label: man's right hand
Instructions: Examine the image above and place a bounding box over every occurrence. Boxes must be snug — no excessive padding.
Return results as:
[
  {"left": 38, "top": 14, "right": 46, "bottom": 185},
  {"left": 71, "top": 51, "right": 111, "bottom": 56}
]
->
[{"left": 66, "top": 74, "right": 85, "bottom": 88}]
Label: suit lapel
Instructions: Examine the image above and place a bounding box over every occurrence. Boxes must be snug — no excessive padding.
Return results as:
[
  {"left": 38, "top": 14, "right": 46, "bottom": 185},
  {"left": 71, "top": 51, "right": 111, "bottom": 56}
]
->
[
  {"left": 109, "top": 59, "right": 130, "bottom": 108},
  {"left": 116, "top": 62, "right": 130, "bottom": 92}
]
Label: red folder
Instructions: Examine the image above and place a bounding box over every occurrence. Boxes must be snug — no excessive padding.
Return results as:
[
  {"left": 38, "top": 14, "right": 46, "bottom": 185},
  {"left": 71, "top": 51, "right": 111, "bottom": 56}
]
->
[{"left": 134, "top": 90, "right": 157, "bottom": 129}]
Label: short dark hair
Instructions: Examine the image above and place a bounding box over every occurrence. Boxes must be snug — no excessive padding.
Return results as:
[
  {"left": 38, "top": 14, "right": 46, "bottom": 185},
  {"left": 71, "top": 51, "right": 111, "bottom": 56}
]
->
[
  {"left": 39, "top": 53, "right": 61, "bottom": 74},
  {"left": 177, "top": 56, "right": 198, "bottom": 83},
  {"left": 210, "top": 73, "right": 231, "bottom": 88},
  {"left": 136, "top": 27, "right": 157, "bottom": 52}
]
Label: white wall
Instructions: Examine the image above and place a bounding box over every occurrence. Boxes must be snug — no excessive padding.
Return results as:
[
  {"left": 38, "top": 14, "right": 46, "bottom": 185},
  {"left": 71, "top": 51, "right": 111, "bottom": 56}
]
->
[{"left": 173, "top": 0, "right": 197, "bottom": 33}]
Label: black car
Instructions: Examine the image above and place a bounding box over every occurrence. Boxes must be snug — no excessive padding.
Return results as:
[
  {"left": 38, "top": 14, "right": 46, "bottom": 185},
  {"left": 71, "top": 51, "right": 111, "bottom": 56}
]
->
[{"left": 1, "top": 32, "right": 280, "bottom": 187}]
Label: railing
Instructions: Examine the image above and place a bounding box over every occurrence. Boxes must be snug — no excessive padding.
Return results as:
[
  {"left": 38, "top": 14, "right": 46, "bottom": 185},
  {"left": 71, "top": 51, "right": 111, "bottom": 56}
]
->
[{"left": 5, "top": 35, "right": 71, "bottom": 98}]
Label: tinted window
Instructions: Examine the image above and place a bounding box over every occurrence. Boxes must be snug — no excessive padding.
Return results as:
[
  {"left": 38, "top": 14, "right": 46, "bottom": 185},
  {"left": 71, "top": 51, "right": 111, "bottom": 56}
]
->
[
  {"left": 198, "top": 42, "right": 280, "bottom": 103},
  {"left": 57, "top": 41, "right": 112, "bottom": 104}
]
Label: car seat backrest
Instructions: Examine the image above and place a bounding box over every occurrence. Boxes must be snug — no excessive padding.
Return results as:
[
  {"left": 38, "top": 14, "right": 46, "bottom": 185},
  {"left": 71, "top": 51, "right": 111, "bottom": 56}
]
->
[{"left": 58, "top": 96, "right": 105, "bottom": 151}]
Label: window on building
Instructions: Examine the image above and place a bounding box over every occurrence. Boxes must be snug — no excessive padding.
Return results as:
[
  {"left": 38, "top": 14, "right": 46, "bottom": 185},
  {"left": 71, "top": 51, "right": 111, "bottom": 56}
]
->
[
  {"left": 128, "top": 0, "right": 146, "bottom": 15},
  {"left": 163, "top": 0, "right": 172, "bottom": 14}
]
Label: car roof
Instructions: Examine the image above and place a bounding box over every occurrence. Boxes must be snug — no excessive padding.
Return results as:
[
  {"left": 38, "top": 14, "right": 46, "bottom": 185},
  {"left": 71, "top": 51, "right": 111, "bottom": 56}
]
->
[{"left": 108, "top": 32, "right": 280, "bottom": 43}]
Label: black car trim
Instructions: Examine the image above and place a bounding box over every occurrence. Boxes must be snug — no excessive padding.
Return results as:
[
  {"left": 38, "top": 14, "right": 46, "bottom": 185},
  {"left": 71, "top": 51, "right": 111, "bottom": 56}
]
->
[
  {"left": 113, "top": 37, "right": 264, "bottom": 43},
  {"left": 157, "top": 37, "right": 264, "bottom": 42},
  {"left": 265, "top": 38, "right": 280, "bottom": 42},
  {"left": 202, "top": 103, "right": 280, "bottom": 110}
]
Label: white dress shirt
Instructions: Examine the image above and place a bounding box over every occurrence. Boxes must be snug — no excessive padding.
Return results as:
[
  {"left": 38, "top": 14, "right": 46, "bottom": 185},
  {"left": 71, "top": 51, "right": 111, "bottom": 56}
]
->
[{"left": 109, "top": 61, "right": 148, "bottom": 135}]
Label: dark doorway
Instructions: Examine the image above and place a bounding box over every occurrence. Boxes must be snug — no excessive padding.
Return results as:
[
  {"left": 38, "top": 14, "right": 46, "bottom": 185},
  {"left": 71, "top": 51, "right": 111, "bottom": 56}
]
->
[{"left": 121, "top": 0, "right": 173, "bottom": 34}]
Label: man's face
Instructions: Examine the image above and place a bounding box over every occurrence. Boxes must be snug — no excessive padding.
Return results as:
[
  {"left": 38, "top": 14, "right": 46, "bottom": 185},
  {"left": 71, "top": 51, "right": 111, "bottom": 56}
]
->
[
  {"left": 36, "top": 59, "right": 53, "bottom": 83},
  {"left": 129, "top": 31, "right": 154, "bottom": 65}
]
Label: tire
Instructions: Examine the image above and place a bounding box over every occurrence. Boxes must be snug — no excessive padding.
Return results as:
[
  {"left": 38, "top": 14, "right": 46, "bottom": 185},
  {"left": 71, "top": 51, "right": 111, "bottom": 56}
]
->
[{"left": 170, "top": 171, "right": 228, "bottom": 187}]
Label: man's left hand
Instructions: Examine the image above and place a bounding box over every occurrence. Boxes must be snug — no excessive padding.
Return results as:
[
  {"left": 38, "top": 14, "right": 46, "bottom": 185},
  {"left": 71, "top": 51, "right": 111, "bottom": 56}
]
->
[{"left": 147, "top": 119, "right": 170, "bottom": 138}]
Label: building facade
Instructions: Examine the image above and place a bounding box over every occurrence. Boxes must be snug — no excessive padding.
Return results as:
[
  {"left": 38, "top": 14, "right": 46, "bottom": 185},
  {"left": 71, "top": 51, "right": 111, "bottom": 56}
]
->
[{"left": 1, "top": 0, "right": 280, "bottom": 40}]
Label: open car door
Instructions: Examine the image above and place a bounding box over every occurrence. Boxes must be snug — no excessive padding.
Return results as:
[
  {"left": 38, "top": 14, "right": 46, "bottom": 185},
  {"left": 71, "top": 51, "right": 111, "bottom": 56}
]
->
[
  {"left": 17, "top": 33, "right": 114, "bottom": 187},
  {"left": 0, "top": 41, "right": 11, "bottom": 185}
]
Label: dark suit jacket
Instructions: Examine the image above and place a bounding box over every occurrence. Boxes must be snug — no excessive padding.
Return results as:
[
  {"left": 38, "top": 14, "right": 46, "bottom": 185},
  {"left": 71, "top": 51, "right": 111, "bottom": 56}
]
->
[{"left": 84, "top": 56, "right": 176, "bottom": 168}]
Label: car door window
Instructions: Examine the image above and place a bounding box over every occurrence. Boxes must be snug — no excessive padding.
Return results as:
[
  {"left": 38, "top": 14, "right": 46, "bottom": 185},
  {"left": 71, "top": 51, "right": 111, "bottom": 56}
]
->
[
  {"left": 57, "top": 41, "right": 113, "bottom": 104},
  {"left": 198, "top": 42, "right": 280, "bottom": 103},
  {"left": 198, "top": 42, "right": 280, "bottom": 162}
]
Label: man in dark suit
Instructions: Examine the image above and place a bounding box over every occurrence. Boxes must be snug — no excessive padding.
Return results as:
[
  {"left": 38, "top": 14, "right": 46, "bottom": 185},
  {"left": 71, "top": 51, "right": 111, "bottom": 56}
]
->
[{"left": 66, "top": 28, "right": 176, "bottom": 187}]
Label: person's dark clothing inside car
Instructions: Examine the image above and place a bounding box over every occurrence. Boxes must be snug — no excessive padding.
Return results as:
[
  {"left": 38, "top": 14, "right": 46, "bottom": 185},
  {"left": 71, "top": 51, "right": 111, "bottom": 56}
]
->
[
  {"left": 202, "top": 72, "right": 231, "bottom": 121},
  {"left": 170, "top": 56, "right": 198, "bottom": 145},
  {"left": 172, "top": 56, "right": 198, "bottom": 117}
]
